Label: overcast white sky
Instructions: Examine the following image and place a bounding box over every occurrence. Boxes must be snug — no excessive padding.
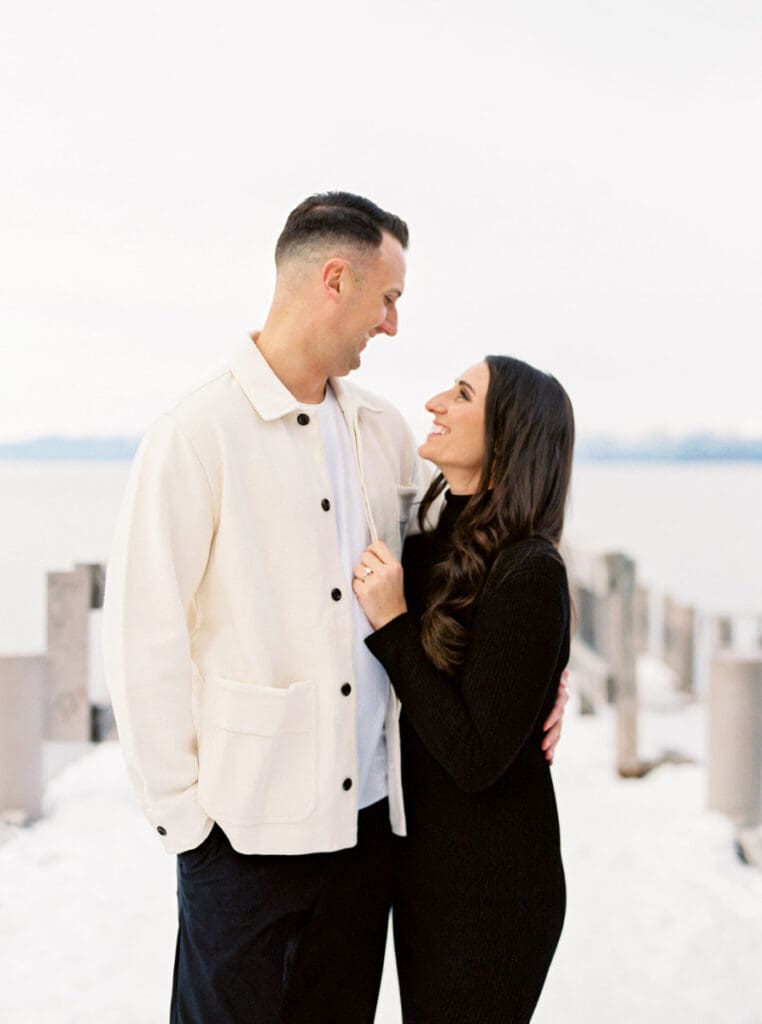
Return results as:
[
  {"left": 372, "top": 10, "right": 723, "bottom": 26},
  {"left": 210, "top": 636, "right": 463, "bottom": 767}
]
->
[{"left": 2, "top": 0, "right": 761, "bottom": 444}]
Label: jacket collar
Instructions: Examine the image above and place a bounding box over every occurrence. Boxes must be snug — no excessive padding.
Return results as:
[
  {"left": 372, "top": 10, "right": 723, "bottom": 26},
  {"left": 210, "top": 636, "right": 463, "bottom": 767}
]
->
[
  {"left": 329, "top": 374, "right": 383, "bottom": 420},
  {"left": 229, "top": 334, "right": 382, "bottom": 422}
]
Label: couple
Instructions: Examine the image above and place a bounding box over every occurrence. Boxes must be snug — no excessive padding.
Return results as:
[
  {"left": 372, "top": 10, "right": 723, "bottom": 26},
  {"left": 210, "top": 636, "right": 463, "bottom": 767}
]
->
[{"left": 103, "top": 192, "right": 574, "bottom": 1023}]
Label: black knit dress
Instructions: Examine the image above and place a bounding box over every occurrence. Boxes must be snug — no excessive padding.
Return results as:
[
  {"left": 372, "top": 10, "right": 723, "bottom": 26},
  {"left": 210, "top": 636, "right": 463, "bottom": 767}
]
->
[{"left": 365, "top": 492, "right": 568, "bottom": 1024}]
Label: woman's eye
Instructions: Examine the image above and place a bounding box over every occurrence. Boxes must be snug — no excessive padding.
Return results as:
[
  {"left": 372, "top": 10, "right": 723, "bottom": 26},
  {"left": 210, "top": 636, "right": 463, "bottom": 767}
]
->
[{"left": 458, "top": 388, "right": 469, "bottom": 400}]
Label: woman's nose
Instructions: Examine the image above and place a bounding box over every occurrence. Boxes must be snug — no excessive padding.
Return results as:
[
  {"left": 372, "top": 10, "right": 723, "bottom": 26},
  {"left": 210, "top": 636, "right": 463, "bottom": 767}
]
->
[{"left": 425, "top": 392, "right": 447, "bottom": 414}]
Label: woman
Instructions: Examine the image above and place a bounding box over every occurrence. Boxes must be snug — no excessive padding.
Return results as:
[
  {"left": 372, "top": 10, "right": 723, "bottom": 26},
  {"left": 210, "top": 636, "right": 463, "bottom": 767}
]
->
[{"left": 353, "top": 355, "right": 574, "bottom": 1023}]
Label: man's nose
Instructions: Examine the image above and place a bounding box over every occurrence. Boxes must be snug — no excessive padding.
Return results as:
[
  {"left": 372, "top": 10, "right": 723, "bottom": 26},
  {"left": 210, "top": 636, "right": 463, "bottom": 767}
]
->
[{"left": 371, "top": 307, "right": 398, "bottom": 338}]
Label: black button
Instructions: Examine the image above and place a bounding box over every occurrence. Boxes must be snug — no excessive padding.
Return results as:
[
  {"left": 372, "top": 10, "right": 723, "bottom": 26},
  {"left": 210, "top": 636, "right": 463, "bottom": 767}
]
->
[
  {"left": 342, "top": 778, "right": 353, "bottom": 791},
  {"left": 157, "top": 826, "right": 167, "bottom": 836},
  {"left": 321, "top": 498, "right": 331, "bottom": 511},
  {"left": 297, "top": 413, "right": 310, "bottom": 426},
  {"left": 341, "top": 683, "right": 352, "bottom": 696},
  {"left": 331, "top": 588, "right": 342, "bottom": 601}
]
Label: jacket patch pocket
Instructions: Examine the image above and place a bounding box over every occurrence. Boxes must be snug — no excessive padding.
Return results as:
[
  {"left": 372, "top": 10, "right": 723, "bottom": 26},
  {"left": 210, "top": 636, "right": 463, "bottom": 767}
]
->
[{"left": 198, "top": 677, "right": 318, "bottom": 826}]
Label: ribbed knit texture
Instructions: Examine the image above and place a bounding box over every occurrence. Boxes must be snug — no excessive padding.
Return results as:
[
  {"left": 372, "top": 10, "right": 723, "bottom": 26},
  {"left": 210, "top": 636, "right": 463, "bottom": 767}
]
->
[{"left": 365, "top": 492, "right": 569, "bottom": 1023}]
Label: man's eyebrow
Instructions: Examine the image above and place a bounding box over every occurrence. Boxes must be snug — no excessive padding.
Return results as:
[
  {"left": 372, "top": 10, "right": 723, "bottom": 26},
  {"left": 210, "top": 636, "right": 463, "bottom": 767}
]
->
[{"left": 456, "top": 378, "right": 476, "bottom": 395}]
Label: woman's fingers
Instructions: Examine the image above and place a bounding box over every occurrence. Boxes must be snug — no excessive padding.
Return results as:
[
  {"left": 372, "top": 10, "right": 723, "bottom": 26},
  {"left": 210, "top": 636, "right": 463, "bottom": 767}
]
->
[
  {"left": 353, "top": 548, "right": 385, "bottom": 581},
  {"left": 542, "top": 672, "right": 570, "bottom": 733},
  {"left": 351, "top": 544, "right": 407, "bottom": 629},
  {"left": 364, "top": 540, "right": 397, "bottom": 565},
  {"left": 542, "top": 671, "right": 570, "bottom": 764},
  {"left": 362, "top": 548, "right": 386, "bottom": 568}
]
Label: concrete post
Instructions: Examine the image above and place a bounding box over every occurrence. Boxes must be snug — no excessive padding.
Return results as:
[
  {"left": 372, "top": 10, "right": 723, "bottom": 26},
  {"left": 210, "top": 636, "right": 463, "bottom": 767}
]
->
[
  {"left": 664, "top": 597, "right": 695, "bottom": 693},
  {"left": 0, "top": 656, "right": 46, "bottom": 822},
  {"left": 46, "top": 566, "right": 91, "bottom": 741},
  {"left": 603, "top": 553, "right": 640, "bottom": 777},
  {"left": 708, "top": 653, "right": 762, "bottom": 825}
]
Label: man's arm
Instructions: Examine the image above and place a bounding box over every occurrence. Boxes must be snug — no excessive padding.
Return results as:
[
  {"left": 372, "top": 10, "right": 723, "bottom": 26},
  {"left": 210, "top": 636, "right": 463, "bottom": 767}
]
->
[{"left": 103, "top": 413, "right": 216, "bottom": 853}]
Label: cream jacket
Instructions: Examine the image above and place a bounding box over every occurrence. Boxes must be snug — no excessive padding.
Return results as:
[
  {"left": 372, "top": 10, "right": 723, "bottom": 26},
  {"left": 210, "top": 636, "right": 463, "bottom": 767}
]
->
[{"left": 103, "top": 337, "right": 426, "bottom": 855}]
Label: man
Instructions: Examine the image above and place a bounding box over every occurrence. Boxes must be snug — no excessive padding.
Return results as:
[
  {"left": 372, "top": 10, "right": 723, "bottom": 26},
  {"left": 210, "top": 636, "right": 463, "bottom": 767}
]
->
[{"left": 103, "top": 192, "right": 566, "bottom": 1023}]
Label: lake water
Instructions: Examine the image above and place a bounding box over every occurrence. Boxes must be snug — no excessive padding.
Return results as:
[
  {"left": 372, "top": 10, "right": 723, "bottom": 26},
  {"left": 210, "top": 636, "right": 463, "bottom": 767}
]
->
[{"left": 1, "top": 460, "right": 760, "bottom": 657}]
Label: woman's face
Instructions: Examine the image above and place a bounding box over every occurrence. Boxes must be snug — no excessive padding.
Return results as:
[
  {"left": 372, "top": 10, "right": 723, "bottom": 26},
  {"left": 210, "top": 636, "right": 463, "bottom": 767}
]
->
[{"left": 418, "top": 361, "right": 491, "bottom": 494}]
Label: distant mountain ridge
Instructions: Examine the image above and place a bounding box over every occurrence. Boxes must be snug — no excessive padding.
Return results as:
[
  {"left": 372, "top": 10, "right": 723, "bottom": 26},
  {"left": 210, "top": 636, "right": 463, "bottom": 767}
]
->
[
  {"left": 575, "top": 434, "right": 762, "bottom": 462},
  {"left": 1, "top": 433, "right": 762, "bottom": 462},
  {"left": 0, "top": 436, "right": 139, "bottom": 460}
]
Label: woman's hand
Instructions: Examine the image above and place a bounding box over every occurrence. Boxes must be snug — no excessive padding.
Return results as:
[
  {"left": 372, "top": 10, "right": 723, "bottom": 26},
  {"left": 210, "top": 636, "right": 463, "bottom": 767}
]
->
[
  {"left": 541, "top": 669, "right": 570, "bottom": 764},
  {"left": 352, "top": 540, "right": 407, "bottom": 630}
]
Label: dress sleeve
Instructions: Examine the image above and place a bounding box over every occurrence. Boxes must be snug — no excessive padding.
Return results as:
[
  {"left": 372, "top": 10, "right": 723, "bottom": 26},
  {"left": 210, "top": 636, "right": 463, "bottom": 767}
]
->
[{"left": 365, "top": 569, "right": 567, "bottom": 793}]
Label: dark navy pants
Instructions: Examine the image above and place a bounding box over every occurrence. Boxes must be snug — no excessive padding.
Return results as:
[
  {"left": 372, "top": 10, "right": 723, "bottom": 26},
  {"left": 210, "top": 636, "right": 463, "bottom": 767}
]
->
[{"left": 170, "top": 798, "right": 394, "bottom": 1023}]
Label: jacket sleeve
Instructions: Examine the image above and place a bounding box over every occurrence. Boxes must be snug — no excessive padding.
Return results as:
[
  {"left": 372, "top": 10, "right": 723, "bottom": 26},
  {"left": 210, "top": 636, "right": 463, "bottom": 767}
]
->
[
  {"left": 102, "top": 413, "right": 216, "bottom": 851},
  {"left": 365, "top": 569, "right": 567, "bottom": 793}
]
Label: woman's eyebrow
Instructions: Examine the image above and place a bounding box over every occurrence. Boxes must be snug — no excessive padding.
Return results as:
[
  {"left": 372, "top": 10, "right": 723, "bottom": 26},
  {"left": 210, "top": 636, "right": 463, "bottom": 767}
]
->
[{"left": 456, "top": 378, "right": 476, "bottom": 395}]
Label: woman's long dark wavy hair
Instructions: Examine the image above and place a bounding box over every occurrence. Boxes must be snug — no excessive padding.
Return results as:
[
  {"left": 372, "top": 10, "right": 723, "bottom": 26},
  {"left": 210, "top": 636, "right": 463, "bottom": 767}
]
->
[{"left": 418, "top": 355, "right": 575, "bottom": 675}]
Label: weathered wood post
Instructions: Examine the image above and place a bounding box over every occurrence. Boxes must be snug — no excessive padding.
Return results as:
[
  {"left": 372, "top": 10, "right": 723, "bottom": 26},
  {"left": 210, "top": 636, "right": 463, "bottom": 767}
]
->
[
  {"left": 590, "top": 580, "right": 612, "bottom": 701},
  {"left": 0, "top": 656, "right": 47, "bottom": 822},
  {"left": 46, "top": 566, "right": 91, "bottom": 740},
  {"left": 603, "top": 553, "right": 640, "bottom": 777},
  {"left": 708, "top": 652, "right": 762, "bottom": 825},
  {"left": 664, "top": 597, "right": 695, "bottom": 693},
  {"left": 714, "top": 616, "right": 733, "bottom": 650},
  {"left": 568, "top": 576, "right": 598, "bottom": 715},
  {"left": 76, "top": 562, "right": 106, "bottom": 610},
  {"left": 634, "top": 585, "right": 650, "bottom": 656},
  {"left": 46, "top": 563, "right": 105, "bottom": 741},
  {"left": 567, "top": 550, "right": 610, "bottom": 714},
  {"left": 75, "top": 563, "right": 111, "bottom": 740}
]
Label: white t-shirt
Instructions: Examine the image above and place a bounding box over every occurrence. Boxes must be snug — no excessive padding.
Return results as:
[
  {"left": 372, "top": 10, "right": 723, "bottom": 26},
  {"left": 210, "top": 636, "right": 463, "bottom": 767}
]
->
[{"left": 315, "top": 384, "right": 389, "bottom": 809}]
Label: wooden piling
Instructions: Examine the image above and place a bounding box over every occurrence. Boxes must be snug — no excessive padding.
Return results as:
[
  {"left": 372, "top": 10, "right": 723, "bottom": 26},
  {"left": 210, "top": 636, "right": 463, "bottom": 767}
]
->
[
  {"left": 46, "top": 566, "right": 91, "bottom": 741},
  {"left": 664, "top": 597, "right": 695, "bottom": 693},
  {"left": 603, "top": 553, "right": 640, "bottom": 777},
  {"left": 0, "top": 656, "right": 47, "bottom": 822},
  {"left": 634, "top": 585, "right": 650, "bottom": 656},
  {"left": 708, "top": 652, "right": 762, "bottom": 825},
  {"left": 714, "top": 616, "right": 733, "bottom": 650}
]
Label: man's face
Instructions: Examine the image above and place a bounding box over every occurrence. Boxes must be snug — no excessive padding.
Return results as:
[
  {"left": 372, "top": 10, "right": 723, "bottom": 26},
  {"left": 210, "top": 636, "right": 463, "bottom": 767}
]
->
[{"left": 332, "top": 231, "right": 406, "bottom": 374}]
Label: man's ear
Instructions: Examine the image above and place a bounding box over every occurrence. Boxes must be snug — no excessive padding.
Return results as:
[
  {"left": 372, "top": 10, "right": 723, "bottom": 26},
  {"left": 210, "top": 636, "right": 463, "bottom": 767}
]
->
[{"left": 321, "top": 258, "right": 347, "bottom": 301}]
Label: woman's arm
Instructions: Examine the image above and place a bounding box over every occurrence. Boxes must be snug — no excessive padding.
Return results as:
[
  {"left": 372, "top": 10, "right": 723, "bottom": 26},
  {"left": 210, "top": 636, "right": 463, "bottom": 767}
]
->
[{"left": 365, "top": 568, "right": 568, "bottom": 793}]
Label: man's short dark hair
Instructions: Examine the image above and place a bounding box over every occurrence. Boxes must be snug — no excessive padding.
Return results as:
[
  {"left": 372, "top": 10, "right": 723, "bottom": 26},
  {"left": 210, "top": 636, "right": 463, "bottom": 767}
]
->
[{"left": 275, "top": 191, "right": 409, "bottom": 265}]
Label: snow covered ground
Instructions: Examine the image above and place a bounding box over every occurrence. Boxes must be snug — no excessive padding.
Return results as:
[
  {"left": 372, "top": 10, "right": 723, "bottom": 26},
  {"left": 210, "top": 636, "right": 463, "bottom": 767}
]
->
[{"left": 1, "top": 691, "right": 761, "bottom": 1023}]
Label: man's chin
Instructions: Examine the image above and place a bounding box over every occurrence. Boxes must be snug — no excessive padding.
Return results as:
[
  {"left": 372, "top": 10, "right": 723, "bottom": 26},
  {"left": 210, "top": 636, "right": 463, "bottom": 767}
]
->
[{"left": 334, "top": 343, "right": 367, "bottom": 377}]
